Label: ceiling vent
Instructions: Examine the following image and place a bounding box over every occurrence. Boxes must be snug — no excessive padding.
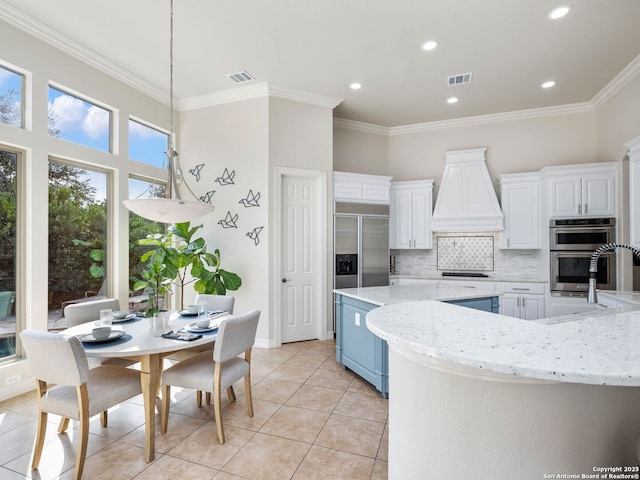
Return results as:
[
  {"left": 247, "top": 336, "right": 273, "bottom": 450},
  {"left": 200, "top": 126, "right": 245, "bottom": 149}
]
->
[
  {"left": 447, "top": 72, "right": 473, "bottom": 86},
  {"left": 226, "top": 70, "right": 255, "bottom": 84}
]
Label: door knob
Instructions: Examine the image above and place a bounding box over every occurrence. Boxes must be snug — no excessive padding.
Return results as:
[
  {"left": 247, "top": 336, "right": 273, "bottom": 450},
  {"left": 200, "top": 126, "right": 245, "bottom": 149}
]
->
[{"left": 281, "top": 278, "right": 290, "bottom": 283}]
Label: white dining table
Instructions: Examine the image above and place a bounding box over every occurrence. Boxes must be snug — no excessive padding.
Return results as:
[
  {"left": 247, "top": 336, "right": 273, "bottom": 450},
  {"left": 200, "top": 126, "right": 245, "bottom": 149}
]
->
[{"left": 61, "top": 312, "right": 224, "bottom": 462}]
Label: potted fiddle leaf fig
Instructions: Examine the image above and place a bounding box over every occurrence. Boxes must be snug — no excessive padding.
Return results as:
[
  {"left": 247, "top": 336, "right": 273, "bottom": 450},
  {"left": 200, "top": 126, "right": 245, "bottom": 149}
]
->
[{"left": 132, "top": 222, "right": 241, "bottom": 315}]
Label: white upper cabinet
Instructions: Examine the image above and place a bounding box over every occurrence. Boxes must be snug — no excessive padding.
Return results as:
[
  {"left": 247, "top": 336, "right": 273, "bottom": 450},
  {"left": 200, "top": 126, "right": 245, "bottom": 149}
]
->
[
  {"left": 626, "top": 136, "right": 640, "bottom": 246},
  {"left": 333, "top": 171, "right": 393, "bottom": 204},
  {"left": 545, "top": 163, "right": 617, "bottom": 218},
  {"left": 498, "top": 172, "right": 541, "bottom": 249},
  {"left": 390, "top": 180, "right": 434, "bottom": 249}
]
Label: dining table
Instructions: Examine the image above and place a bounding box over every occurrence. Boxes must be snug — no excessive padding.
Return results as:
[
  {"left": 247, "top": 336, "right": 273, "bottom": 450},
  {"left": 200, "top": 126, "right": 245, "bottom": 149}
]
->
[{"left": 60, "top": 311, "right": 227, "bottom": 462}]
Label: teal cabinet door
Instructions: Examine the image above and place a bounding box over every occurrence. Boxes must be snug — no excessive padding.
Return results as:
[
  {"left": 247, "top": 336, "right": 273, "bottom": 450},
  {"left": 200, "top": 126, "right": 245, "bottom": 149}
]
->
[{"left": 335, "top": 295, "right": 388, "bottom": 398}]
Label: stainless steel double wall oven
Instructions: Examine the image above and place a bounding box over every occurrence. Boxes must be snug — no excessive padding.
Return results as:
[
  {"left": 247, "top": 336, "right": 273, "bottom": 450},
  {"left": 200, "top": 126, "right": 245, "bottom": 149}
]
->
[{"left": 549, "top": 218, "right": 616, "bottom": 295}]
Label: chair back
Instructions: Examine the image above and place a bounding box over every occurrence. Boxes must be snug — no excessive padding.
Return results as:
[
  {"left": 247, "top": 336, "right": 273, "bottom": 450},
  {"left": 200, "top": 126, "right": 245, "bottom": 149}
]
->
[
  {"left": 194, "top": 294, "right": 235, "bottom": 314},
  {"left": 64, "top": 298, "right": 121, "bottom": 327},
  {"left": 214, "top": 309, "right": 260, "bottom": 363},
  {"left": 20, "top": 329, "right": 89, "bottom": 387}
]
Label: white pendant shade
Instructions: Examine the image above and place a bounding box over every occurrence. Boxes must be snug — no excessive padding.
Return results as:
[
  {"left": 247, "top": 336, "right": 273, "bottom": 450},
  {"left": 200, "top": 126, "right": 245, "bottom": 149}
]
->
[{"left": 123, "top": 198, "right": 214, "bottom": 224}]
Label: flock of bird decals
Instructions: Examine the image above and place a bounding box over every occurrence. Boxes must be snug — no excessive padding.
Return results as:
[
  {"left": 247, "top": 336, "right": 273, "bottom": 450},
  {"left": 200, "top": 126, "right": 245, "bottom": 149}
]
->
[{"left": 189, "top": 164, "right": 263, "bottom": 246}]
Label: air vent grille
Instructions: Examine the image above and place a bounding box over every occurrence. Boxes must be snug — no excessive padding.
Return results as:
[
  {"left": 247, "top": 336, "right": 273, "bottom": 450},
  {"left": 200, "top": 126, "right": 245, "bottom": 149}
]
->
[
  {"left": 226, "top": 70, "right": 255, "bottom": 84},
  {"left": 447, "top": 72, "right": 473, "bottom": 86}
]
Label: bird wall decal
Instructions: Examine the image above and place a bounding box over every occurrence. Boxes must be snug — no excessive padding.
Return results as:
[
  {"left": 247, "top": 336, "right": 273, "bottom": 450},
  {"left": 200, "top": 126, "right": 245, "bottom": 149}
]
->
[
  {"left": 200, "top": 190, "right": 215, "bottom": 204},
  {"left": 188, "top": 163, "right": 204, "bottom": 181},
  {"left": 218, "top": 211, "right": 239, "bottom": 229},
  {"left": 239, "top": 189, "right": 261, "bottom": 208},
  {"left": 246, "top": 226, "right": 263, "bottom": 246},
  {"left": 215, "top": 168, "right": 236, "bottom": 186}
]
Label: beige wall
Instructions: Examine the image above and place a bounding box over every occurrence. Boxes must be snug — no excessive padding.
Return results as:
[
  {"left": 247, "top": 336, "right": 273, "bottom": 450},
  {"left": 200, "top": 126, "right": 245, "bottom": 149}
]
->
[
  {"left": 179, "top": 98, "right": 271, "bottom": 342},
  {"left": 333, "top": 127, "right": 388, "bottom": 176}
]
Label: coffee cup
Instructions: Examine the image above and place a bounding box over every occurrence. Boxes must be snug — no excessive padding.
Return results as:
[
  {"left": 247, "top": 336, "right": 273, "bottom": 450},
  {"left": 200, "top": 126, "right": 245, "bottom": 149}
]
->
[
  {"left": 92, "top": 326, "right": 111, "bottom": 340},
  {"left": 186, "top": 304, "right": 199, "bottom": 314},
  {"left": 195, "top": 316, "right": 210, "bottom": 329},
  {"left": 112, "top": 310, "right": 127, "bottom": 320}
]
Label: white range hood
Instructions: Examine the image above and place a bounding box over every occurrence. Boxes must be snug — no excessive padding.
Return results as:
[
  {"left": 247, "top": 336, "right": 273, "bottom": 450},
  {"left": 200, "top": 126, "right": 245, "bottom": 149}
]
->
[{"left": 431, "top": 148, "right": 504, "bottom": 232}]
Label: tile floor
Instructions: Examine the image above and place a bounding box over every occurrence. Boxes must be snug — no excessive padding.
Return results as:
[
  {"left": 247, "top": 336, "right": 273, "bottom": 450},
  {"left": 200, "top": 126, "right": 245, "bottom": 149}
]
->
[{"left": 0, "top": 339, "right": 389, "bottom": 479}]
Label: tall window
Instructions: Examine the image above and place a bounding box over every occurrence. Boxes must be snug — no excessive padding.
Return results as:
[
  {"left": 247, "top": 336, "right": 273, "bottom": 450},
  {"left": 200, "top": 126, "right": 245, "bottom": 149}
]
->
[
  {"left": 128, "top": 118, "right": 168, "bottom": 167},
  {"left": 0, "top": 65, "right": 23, "bottom": 128},
  {"left": 48, "top": 161, "right": 107, "bottom": 326},
  {"left": 0, "top": 149, "right": 17, "bottom": 358},
  {"left": 128, "top": 178, "right": 166, "bottom": 298},
  {"left": 48, "top": 86, "right": 111, "bottom": 152}
]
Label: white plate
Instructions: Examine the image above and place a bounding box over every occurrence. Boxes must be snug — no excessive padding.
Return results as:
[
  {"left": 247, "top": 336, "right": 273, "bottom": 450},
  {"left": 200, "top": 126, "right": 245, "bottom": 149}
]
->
[
  {"left": 186, "top": 319, "right": 221, "bottom": 333},
  {"left": 112, "top": 313, "right": 136, "bottom": 322},
  {"left": 179, "top": 310, "right": 199, "bottom": 317},
  {"left": 78, "top": 330, "right": 126, "bottom": 344}
]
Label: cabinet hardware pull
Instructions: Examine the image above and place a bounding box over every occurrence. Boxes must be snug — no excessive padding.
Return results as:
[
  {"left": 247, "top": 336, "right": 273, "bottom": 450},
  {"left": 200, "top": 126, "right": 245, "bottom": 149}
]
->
[
  {"left": 585, "top": 203, "right": 588, "bottom": 214},
  {"left": 512, "top": 288, "right": 530, "bottom": 291},
  {"left": 578, "top": 204, "right": 581, "bottom": 214}
]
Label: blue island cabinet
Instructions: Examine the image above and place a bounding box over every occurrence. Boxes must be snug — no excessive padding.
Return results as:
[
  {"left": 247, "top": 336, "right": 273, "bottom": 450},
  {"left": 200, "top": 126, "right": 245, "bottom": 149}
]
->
[{"left": 335, "top": 294, "right": 499, "bottom": 398}]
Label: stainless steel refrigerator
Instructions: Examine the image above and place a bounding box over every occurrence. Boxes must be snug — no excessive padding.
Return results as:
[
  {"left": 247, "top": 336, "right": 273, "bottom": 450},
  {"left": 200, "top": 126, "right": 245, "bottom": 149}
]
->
[{"left": 334, "top": 202, "right": 390, "bottom": 290}]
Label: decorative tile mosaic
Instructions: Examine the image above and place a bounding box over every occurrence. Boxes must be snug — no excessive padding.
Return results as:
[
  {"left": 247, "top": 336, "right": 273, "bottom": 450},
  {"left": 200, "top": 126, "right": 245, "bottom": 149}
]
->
[{"left": 436, "top": 236, "right": 493, "bottom": 271}]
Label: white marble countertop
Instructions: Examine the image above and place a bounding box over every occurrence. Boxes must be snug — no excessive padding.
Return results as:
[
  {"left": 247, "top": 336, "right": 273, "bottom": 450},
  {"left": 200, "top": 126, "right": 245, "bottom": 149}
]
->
[
  {"left": 333, "top": 284, "right": 500, "bottom": 307},
  {"left": 366, "top": 295, "right": 640, "bottom": 386}
]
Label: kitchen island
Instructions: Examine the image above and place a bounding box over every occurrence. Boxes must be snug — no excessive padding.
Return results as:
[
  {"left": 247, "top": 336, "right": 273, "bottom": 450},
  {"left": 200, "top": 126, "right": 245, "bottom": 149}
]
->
[
  {"left": 366, "top": 293, "right": 640, "bottom": 479},
  {"left": 334, "top": 284, "right": 499, "bottom": 397}
]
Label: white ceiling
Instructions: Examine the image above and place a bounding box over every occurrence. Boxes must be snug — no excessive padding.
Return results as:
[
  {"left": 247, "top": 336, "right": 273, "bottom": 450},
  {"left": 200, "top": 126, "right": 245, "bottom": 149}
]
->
[{"left": 3, "top": 0, "right": 640, "bottom": 128}]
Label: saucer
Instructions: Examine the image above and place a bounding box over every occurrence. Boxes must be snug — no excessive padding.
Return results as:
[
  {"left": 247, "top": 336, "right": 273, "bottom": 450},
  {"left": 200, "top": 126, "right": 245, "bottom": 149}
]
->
[
  {"left": 186, "top": 319, "right": 221, "bottom": 333},
  {"left": 78, "top": 330, "right": 126, "bottom": 344}
]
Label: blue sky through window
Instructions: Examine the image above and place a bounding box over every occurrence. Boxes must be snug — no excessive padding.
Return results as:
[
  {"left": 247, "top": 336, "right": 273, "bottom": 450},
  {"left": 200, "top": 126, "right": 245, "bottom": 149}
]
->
[
  {"left": 128, "top": 119, "right": 168, "bottom": 168},
  {"left": 0, "top": 65, "right": 23, "bottom": 127},
  {"left": 48, "top": 87, "right": 110, "bottom": 152}
]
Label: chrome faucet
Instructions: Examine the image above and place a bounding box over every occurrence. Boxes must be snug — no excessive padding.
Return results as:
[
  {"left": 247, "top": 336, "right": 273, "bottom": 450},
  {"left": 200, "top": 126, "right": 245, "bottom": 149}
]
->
[{"left": 587, "top": 243, "right": 640, "bottom": 303}]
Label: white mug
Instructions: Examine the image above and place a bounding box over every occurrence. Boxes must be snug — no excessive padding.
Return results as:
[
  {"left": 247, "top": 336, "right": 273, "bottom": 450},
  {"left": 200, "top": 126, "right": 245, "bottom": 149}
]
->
[{"left": 186, "top": 304, "right": 199, "bottom": 314}]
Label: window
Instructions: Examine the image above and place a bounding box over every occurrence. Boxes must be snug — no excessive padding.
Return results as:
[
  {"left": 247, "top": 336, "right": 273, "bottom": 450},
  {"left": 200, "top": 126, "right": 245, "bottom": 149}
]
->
[
  {"left": 128, "top": 178, "right": 166, "bottom": 301},
  {"left": 0, "top": 149, "right": 17, "bottom": 358},
  {"left": 0, "top": 65, "right": 23, "bottom": 128},
  {"left": 128, "top": 118, "right": 169, "bottom": 167},
  {"left": 48, "top": 160, "right": 108, "bottom": 326},
  {"left": 48, "top": 86, "right": 111, "bottom": 152}
]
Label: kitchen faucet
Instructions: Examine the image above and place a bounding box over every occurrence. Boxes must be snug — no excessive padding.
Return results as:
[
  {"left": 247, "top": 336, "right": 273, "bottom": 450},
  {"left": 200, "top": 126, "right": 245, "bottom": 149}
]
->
[{"left": 587, "top": 243, "right": 640, "bottom": 303}]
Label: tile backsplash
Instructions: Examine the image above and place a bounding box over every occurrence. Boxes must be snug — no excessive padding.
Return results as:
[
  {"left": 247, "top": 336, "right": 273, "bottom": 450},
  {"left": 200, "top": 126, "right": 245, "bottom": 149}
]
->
[{"left": 391, "top": 232, "right": 541, "bottom": 280}]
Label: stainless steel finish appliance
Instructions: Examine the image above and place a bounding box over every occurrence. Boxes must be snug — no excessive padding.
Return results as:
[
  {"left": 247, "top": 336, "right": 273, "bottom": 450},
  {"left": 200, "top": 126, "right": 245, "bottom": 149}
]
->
[
  {"left": 334, "top": 202, "right": 389, "bottom": 290},
  {"left": 549, "top": 218, "right": 616, "bottom": 295}
]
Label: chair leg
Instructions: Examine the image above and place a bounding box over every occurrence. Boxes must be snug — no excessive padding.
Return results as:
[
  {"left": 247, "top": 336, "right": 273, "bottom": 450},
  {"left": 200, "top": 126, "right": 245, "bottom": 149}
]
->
[
  {"left": 74, "top": 385, "right": 90, "bottom": 480},
  {"left": 100, "top": 410, "right": 108, "bottom": 428},
  {"left": 32, "top": 410, "right": 48, "bottom": 469},
  {"left": 205, "top": 392, "right": 211, "bottom": 405},
  {"left": 196, "top": 390, "right": 202, "bottom": 407},
  {"left": 244, "top": 374, "right": 254, "bottom": 418},
  {"left": 213, "top": 363, "right": 225, "bottom": 444},
  {"left": 58, "top": 417, "right": 70, "bottom": 433},
  {"left": 160, "top": 385, "right": 170, "bottom": 434},
  {"left": 226, "top": 386, "right": 236, "bottom": 402}
]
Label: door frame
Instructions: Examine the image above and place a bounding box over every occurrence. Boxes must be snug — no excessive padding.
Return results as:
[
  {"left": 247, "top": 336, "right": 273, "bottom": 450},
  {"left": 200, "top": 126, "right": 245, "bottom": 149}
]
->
[{"left": 273, "top": 166, "right": 328, "bottom": 346}]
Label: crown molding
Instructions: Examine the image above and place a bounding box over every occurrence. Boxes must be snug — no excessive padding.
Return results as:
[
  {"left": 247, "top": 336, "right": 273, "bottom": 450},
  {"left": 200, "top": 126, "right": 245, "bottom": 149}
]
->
[
  {"left": 591, "top": 53, "right": 640, "bottom": 109},
  {"left": 180, "top": 82, "right": 343, "bottom": 111},
  {"left": 388, "top": 102, "right": 594, "bottom": 136},
  {"left": 333, "top": 118, "right": 390, "bottom": 135},
  {"left": 0, "top": 1, "right": 167, "bottom": 104}
]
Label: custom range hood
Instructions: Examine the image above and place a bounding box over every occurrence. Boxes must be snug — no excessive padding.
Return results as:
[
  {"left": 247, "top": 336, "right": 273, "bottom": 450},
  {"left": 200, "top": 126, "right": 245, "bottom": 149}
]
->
[{"left": 431, "top": 148, "right": 504, "bottom": 232}]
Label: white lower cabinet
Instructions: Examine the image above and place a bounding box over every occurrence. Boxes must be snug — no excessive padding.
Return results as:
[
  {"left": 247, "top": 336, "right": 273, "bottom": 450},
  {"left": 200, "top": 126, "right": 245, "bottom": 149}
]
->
[{"left": 496, "top": 282, "right": 546, "bottom": 320}]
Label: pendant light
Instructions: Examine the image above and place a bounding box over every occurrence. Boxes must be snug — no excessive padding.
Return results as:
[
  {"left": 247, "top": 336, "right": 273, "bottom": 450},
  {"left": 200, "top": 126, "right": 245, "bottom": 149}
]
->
[{"left": 123, "top": 0, "right": 214, "bottom": 224}]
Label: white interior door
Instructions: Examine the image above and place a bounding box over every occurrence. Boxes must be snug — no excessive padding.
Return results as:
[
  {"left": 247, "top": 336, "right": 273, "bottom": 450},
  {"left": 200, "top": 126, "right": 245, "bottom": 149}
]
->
[{"left": 280, "top": 174, "right": 322, "bottom": 343}]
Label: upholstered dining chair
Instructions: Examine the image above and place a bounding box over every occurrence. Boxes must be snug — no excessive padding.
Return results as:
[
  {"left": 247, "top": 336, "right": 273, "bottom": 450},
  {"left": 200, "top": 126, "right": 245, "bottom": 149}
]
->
[
  {"left": 193, "top": 294, "right": 235, "bottom": 315},
  {"left": 190, "top": 294, "right": 235, "bottom": 405},
  {"left": 64, "top": 298, "right": 137, "bottom": 368},
  {"left": 160, "top": 309, "right": 260, "bottom": 444},
  {"left": 20, "top": 329, "right": 143, "bottom": 480}
]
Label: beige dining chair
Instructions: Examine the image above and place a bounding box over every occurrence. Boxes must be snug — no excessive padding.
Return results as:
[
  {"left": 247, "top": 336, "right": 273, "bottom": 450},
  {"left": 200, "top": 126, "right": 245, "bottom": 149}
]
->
[
  {"left": 64, "top": 298, "right": 137, "bottom": 368},
  {"left": 20, "top": 329, "right": 143, "bottom": 480},
  {"left": 193, "top": 294, "right": 235, "bottom": 315},
  {"left": 160, "top": 309, "right": 260, "bottom": 444}
]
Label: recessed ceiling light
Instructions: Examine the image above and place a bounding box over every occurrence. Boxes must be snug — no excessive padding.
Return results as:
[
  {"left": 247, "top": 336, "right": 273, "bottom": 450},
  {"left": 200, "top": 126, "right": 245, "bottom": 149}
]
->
[
  {"left": 422, "top": 40, "right": 438, "bottom": 51},
  {"left": 350, "top": 83, "right": 362, "bottom": 90},
  {"left": 542, "top": 80, "right": 556, "bottom": 89},
  {"left": 447, "top": 97, "right": 458, "bottom": 104},
  {"left": 548, "top": 5, "right": 571, "bottom": 20}
]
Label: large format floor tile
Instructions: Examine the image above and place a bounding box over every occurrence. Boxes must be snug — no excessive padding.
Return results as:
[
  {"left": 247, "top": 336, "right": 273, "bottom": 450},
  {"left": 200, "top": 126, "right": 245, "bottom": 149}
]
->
[{"left": 0, "top": 339, "right": 388, "bottom": 480}]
